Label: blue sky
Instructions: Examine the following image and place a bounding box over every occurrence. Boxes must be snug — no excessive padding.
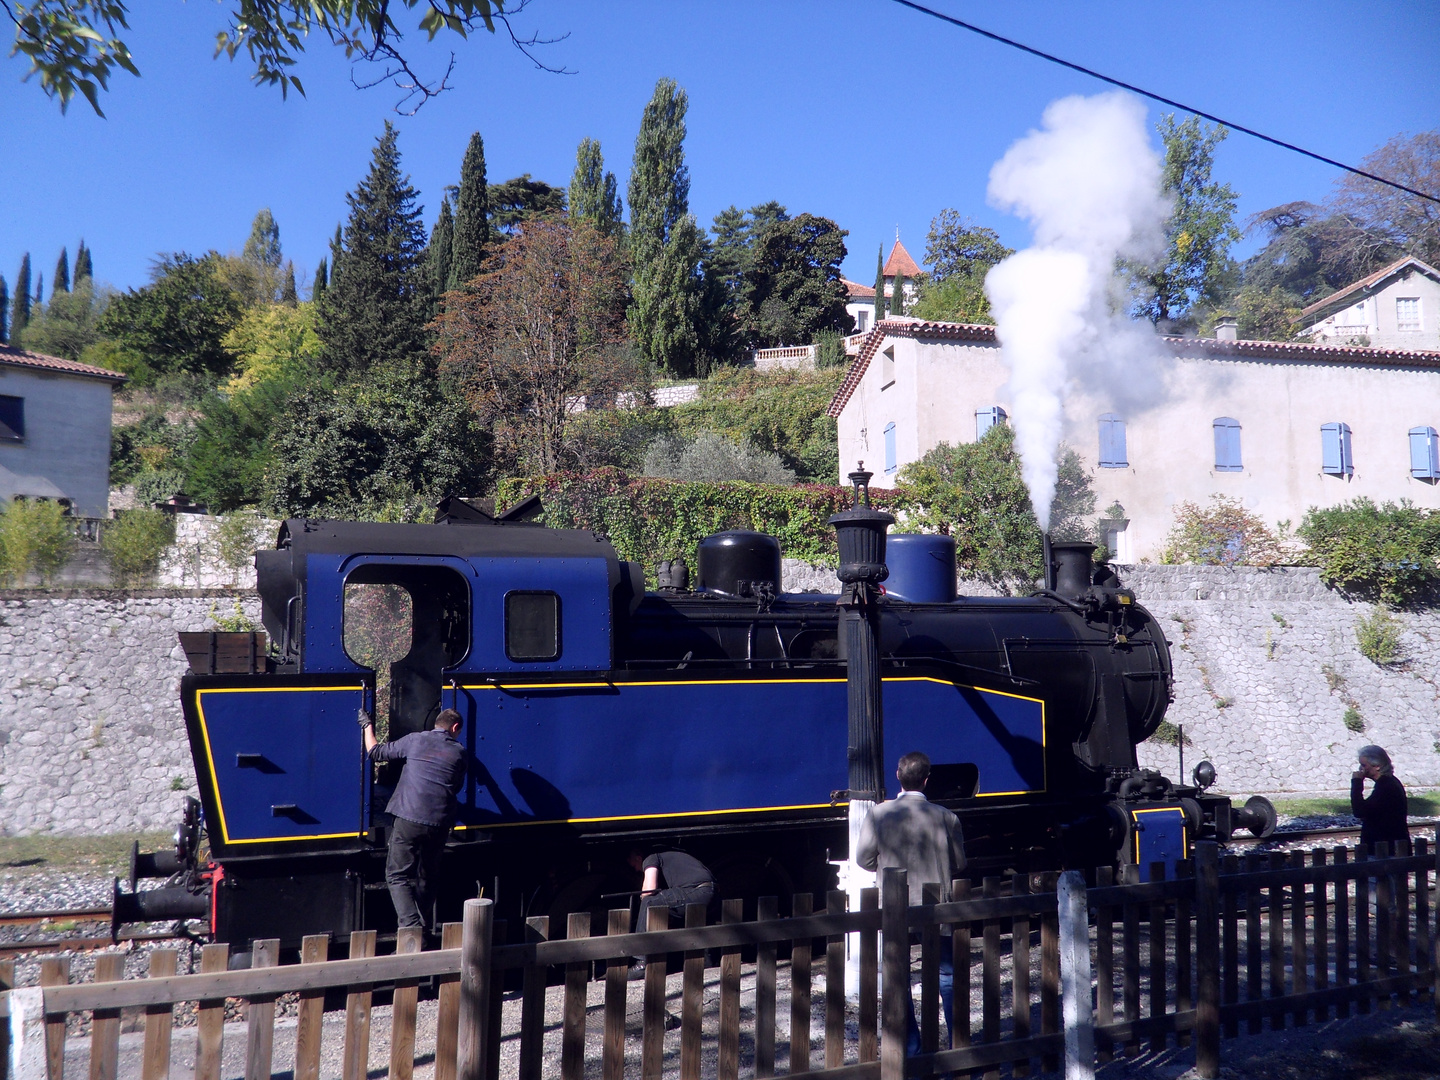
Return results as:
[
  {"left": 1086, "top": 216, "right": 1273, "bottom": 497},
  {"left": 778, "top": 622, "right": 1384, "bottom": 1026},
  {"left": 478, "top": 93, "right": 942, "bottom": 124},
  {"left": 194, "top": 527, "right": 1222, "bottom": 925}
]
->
[{"left": 2, "top": 0, "right": 1437, "bottom": 298}]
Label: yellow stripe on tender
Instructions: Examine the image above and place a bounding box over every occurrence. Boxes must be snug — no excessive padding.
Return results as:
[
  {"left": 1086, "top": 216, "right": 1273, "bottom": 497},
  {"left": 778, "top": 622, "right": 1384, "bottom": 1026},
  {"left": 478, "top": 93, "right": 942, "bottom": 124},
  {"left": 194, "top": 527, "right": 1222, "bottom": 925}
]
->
[{"left": 194, "top": 684, "right": 365, "bottom": 847}]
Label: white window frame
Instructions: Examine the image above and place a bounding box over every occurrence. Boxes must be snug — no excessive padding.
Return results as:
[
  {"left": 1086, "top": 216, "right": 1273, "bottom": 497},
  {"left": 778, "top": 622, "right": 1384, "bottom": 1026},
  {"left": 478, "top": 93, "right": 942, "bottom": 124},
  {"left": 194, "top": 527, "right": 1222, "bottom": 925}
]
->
[{"left": 1396, "top": 296, "right": 1421, "bottom": 332}]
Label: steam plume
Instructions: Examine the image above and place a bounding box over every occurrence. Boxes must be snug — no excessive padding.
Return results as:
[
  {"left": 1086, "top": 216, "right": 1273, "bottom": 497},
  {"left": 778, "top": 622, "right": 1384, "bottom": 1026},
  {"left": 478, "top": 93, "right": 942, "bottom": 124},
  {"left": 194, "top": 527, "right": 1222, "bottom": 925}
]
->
[{"left": 984, "top": 92, "right": 1170, "bottom": 530}]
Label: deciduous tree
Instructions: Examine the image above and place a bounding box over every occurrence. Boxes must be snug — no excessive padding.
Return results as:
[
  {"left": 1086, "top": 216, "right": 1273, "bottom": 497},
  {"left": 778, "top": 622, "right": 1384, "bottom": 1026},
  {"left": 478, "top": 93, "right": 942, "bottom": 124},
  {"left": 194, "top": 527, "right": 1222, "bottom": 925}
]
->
[
  {"left": 1332, "top": 130, "right": 1440, "bottom": 266},
  {"left": 435, "top": 216, "right": 630, "bottom": 474},
  {"left": 317, "top": 122, "right": 429, "bottom": 374},
  {"left": 912, "top": 209, "right": 1013, "bottom": 324},
  {"left": 98, "top": 252, "right": 244, "bottom": 379},
  {"left": 569, "top": 138, "right": 624, "bottom": 237},
  {"left": 20, "top": 277, "right": 105, "bottom": 360},
  {"left": 742, "top": 213, "right": 850, "bottom": 347}
]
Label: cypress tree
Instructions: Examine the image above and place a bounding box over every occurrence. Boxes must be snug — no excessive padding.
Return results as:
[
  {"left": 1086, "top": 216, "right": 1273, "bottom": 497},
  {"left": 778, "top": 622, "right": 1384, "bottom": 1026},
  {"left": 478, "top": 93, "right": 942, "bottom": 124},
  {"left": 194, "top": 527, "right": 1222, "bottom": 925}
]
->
[
  {"left": 13, "top": 255, "right": 31, "bottom": 342},
  {"left": 0, "top": 276, "right": 8, "bottom": 344},
  {"left": 892, "top": 271, "right": 905, "bottom": 317},
  {"left": 628, "top": 77, "right": 703, "bottom": 374},
  {"left": 570, "top": 137, "right": 623, "bottom": 237},
  {"left": 34, "top": 273, "right": 42, "bottom": 307},
  {"left": 872, "top": 245, "right": 884, "bottom": 329},
  {"left": 313, "top": 257, "right": 328, "bottom": 298},
  {"left": 74, "top": 241, "right": 93, "bottom": 285},
  {"left": 329, "top": 224, "right": 343, "bottom": 287},
  {"left": 449, "top": 132, "right": 489, "bottom": 288},
  {"left": 428, "top": 196, "right": 455, "bottom": 313},
  {"left": 316, "top": 122, "right": 429, "bottom": 376},
  {"left": 281, "top": 262, "right": 298, "bottom": 304},
  {"left": 53, "top": 249, "right": 69, "bottom": 294}
]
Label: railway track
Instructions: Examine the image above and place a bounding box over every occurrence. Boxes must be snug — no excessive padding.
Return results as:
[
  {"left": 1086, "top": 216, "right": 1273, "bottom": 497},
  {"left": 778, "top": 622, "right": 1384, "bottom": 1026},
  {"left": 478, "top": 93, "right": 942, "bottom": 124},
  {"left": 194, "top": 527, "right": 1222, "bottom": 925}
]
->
[{"left": 1228, "top": 824, "right": 1363, "bottom": 849}]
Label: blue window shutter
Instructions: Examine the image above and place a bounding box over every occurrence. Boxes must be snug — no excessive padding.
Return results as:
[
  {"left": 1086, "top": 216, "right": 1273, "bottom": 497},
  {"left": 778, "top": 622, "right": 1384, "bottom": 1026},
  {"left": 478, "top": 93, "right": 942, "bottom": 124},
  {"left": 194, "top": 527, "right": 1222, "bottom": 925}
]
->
[
  {"left": 975, "top": 406, "right": 1007, "bottom": 440},
  {"left": 884, "top": 422, "right": 897, "bottom": 474},
  {"left": 1098, "top": 413, "right": 1127, "bottom": 468},
  {"left": 1213, "top": 417, "right": 1242, "bottom": 471},
  {"left": 1410, "top": 426, "right": 1440, "bottom": 479},
  {"left": 1322, "top": 422, "right": 1354, "bottom": 476}
]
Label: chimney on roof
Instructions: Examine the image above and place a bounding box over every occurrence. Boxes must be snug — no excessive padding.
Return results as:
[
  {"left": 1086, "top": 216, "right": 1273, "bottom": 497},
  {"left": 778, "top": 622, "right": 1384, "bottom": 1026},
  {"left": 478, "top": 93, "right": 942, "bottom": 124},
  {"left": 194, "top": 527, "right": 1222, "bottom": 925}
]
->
[{"left": 1215, "top": 317, "right": 1239, "bottom": 342}]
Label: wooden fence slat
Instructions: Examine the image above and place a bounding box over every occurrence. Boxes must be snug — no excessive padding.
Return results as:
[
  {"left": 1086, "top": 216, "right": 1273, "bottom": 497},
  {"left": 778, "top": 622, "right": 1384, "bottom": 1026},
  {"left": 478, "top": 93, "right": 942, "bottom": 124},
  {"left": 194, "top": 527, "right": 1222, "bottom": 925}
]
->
[
  {"left": 1376, "top": 843, "right": 1393, "bottom": 1010},
  {"left": 520, "top": 916, "right": 549, "bottom": 1080},
  {"left": 141, "top": 949, "right": 177, "bottom": 1080},
  {"left": 1149, "top": 863, "right": 1167, "bottom": 1053},
  {"left": 756, "top": 896, "right": 779, "bottom": 1077},
  {"left": 825, "top": 891, "right": 846, "bottom": 1069},
  {"left": 981, "top": 874, "right": 1002, "bottom": 1080},
  {"left": 680, "top": 904, "right": 705, "bottom": 1080},
  {"left": 193, "top": 945, "right": 229, "bottom": 1080},
  {"left": 457, "top": 903, "right": 495, "bottom": 1080},
  {"left": 920, "top": 882, "right": 941, "bottom": 1058},
  {"left": 292, "top": 936, "right": 326, "bottom": 1080},
  {"left": 1121, "top": 866, "right": 1140, "bottom": 1058},
  {"left": 880, "top": 869, "right": 908, "bottom": 1080},
  {"left": 1244, "top": 853, "right": 1263, "bottom": 1035},
  {"left": 1094, "top": 865, "right": 1114, "bottom": 1062},
  {"left": 1215, "top": 857, "right": 1232, "bottom": 1042},
  {"left": 641, "top": 905, "right": 667, "bottom": 1080},
  {"left": 435, "top": 922, "right": 463, "bottom": 1080},
  {"left": 1290, "top": 851, "right": 1308, "bottom": 1026},
  {"left": 1395, "top": 844, "right": 1412, "bottom": 1005},
  {"left": 789, "top": 893, "right": 813, "bottom": 1076},
  {"left": 1312, "top": 850, "right": 1329, "bottom": 1022},
  {"left": 339, "top": 930, "right": 375, "bottom": 1080},
  {"left": 389, "top": 927, "right": 424, "bottom": 1080},
  {"left": 486, "top": 920, "right": 505, "bottom": 1080},
  {"left": 1039, "top": 872, "right": 1060, "bottom": 1073},
  {"left": 1334, "top": 848, "right": 1351, "bottom": 1020},
  {"left": 1012, "top": 873, "right": 1031, "bottom": 1076},
  {"left": 41, "top": 955, "right": 69, "bottom": 1080},
  {"left": 563, "top": 911, "right": 593, "bottom": 1080},
  {"left": 1356, "top": 848, "right": 1371, "bottom": 1015},
  {"left": 949, "top": 880, "right": 970, "bottom": 1054},
  {"left": 1413, "top": 838, "right": 1431, "bottom": 1001},
  {"left": 1, "top": 956, "right": 12, "bottom": 1080},
  {"left": 719, "top": 899, "right": 742, "bottom": 1080},
  {"left": 859, "top": 887, "right": 879, "bottom": 1065},
  {"left": 602, "top": 909, "right": 628, "bottom": 1080},
  {"left": 1432, "top": 831, "right": 1440, "bottom": 1026},
  {"left": 88, "top": 954, "right": 125, "bottom": 1080},
  {"left": 1194, "top": 843, "right": 1220, "bottom": 1080},
  {"left": 245, "top": 939, "right": 280, "bottom": 1080},
  {"left": 1267, "top": 853, "right": 1286, "bottom": 1030}
]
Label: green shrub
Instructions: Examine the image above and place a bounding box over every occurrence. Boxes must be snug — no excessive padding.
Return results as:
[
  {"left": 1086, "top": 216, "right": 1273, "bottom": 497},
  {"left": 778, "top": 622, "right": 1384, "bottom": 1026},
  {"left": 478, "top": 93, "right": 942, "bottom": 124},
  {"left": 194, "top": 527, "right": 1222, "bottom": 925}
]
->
[
  {"left": 642, "top": 431, "right": 797, "bottom": 485},
  {"left": 102, "top": 509, "right": 176, "bottom": 586},
  {"left": 1343, "top": 707, "right": 1366, "bottom": 733},
  {"left": 1355, "top": 606, "right": 1405, "bottom": 666},
  {"left": 0, "top": 499, "right": 76, "bottom": 586},
  {"left": 1298, "top": 498, "right": 1440, "bottom": 606},
  {"left": 133, "top": 468, "right": 186, "bottom": 508},
  {"left": 1150, "top": 720, "right": 1192, "bottom": 746},
  {"left": 214, "top": 510, "right": 273, "bottom": 577},
  {"left": 814, "top": 329, "right": 848, "bottom": 369},
  {"left": 1161, "top": 495, "right": 1286, "bottom": 566}
]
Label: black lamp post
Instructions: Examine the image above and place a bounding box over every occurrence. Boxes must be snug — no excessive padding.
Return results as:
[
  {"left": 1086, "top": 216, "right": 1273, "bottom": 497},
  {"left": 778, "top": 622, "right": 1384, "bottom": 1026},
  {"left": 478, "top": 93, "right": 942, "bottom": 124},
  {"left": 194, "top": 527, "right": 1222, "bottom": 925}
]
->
[{"left": 829, "top": 466, "right": 894, "bottom": 803}]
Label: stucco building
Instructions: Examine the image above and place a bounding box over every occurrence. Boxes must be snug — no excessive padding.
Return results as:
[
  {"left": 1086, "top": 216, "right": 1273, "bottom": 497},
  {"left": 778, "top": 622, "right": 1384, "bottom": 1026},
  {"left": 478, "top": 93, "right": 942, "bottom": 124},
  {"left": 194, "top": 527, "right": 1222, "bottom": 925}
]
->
[
  {"left": 827, "top": 318, "right": 1440, "bottom": 562},
  {"left": 0, "top": 345, "right": 126, "bottom": 519},
  {"left": 1297, "top": 256, "right": 1440, "bottom": 351}
]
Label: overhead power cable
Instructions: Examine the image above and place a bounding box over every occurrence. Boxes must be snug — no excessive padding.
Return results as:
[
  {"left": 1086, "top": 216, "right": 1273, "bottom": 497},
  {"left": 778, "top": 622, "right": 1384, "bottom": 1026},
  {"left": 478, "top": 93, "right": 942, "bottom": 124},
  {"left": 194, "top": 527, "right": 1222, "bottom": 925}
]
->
[{"left": 890, "top": 0, "right": 1440, "bottom": 206}]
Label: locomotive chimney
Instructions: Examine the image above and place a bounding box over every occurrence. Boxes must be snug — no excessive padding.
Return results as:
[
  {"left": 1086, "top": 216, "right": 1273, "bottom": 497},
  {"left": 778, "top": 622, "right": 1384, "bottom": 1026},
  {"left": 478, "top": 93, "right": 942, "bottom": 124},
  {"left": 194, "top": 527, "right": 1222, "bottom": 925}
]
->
[{"left": 1049, "top": 540, "right": 1096, "bottom": 600}]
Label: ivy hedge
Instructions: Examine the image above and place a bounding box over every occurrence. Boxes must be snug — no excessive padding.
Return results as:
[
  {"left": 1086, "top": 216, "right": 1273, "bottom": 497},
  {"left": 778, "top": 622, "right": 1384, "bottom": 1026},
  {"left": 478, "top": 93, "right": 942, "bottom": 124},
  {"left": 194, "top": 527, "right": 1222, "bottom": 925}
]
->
[{"left": 497, "top": 468, "right": 897, "bottom": 575}]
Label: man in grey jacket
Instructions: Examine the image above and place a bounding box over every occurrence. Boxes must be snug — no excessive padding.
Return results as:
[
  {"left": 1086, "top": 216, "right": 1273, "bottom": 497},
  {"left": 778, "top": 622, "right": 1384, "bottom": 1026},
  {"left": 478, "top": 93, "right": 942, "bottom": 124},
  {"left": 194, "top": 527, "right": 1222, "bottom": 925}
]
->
[{"left": 856, "top": 751, "right": 966, "bottom": 1061}]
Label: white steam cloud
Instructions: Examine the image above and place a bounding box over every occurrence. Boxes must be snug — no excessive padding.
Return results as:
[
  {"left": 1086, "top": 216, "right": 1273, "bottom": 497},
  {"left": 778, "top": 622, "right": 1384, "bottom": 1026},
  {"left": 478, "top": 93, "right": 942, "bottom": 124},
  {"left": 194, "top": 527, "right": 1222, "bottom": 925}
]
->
[{"left": 984, "top": 92, "right": 1171, "bottom": 530}]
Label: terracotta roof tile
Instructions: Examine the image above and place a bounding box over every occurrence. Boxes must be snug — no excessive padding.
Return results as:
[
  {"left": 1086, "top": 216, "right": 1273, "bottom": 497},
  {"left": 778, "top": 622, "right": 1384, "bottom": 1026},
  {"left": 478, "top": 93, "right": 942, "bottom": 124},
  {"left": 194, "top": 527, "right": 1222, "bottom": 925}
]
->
[
  {"left": 0, "top": 344, "right": 127, "bottom": 383},
  {"left": 1298, "top": 256, "right": 1440, "bottom": 318},
  {"left": 825, "top": 319, "right": 1440, "bottom": 418},
  {"left": 843, "top": 278, "right": 876, "bottom": 300},
  {"left": 882, "top": 240, "right": 923, "bottom": 279}
]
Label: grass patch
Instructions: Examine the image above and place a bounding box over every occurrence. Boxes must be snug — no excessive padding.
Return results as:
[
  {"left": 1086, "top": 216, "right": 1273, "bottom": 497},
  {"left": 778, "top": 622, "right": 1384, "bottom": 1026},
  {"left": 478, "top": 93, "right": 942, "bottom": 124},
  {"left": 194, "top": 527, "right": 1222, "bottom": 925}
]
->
[
  {"left": 1271, "top": 791, "right": 1440, "bottom": 818},
  {"left": 0, "top": 831, "right": 172, "bottom": 874}
]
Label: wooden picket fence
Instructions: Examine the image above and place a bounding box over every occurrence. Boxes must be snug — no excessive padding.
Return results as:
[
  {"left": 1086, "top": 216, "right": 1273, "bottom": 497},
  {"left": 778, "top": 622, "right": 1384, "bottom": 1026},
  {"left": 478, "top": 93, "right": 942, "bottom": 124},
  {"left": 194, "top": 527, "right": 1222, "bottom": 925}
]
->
[{"left": 2, "top": 832, "right": 1437, "bottom": 1080}]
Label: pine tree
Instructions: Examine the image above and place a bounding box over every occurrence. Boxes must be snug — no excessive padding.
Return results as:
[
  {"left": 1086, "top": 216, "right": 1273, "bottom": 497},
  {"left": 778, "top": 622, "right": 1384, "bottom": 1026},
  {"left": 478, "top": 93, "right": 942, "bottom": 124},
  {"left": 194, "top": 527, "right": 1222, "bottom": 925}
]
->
[
  {"left": 0, "top": 276, "right": 8, "bottom": 344},
  {"left": 53, "top": 248, "right": 69, "bottom": 294},
  {"left": 281, "top": 262, "right": 298, "bottom": 304},
  {"left": 872, "top": 246, "right": 884, "bottom": 329},
  {"left": 428, "top": 196, "right": 455, "bottom": 313},
  {"left": 892, "top": 271, "right": 906, "bottom": 317},
  {"left": 73, "top": 241, "right": 92, "bottom": 285},
  {"left": 244, "top": 209, "right": 283, "bottom": 270},
  {"left": 450, "top": 132, "right": 489, "bottom": 288},
  {"left": 13, "top": 255, "right": 31, "bottom": 342},
  {"left": 313, "top": 257, "right": 328, "bottom": 298},
  {"left": 316, "top": 122, "right": 430, "bottom": 375},
  {"left": 570, "top": 137, "right": 623, "bottom": 237},
  {"left": 628, "top": 77, "right": 703, "bottom": 374}
]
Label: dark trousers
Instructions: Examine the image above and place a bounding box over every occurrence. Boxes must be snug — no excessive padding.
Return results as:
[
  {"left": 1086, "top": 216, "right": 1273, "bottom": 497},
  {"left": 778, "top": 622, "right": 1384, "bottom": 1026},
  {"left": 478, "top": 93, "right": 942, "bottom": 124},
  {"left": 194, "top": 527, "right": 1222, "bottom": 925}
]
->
[
  {"left": 905, "top": 948, "right": 955, "bottom": 1061},
  {"left": 637, "top": 883, "right": 714, "bottom": 931},
  {"left": 386, "top": 816, "right": 448, "bottom": 930}
]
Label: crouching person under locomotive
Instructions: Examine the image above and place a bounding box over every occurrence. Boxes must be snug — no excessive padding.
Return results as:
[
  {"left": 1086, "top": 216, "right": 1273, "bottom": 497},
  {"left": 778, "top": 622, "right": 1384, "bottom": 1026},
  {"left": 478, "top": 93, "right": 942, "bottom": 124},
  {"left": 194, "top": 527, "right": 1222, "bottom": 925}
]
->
[{"left": 362, "top": 706, "right": 468, "bottom": 935}]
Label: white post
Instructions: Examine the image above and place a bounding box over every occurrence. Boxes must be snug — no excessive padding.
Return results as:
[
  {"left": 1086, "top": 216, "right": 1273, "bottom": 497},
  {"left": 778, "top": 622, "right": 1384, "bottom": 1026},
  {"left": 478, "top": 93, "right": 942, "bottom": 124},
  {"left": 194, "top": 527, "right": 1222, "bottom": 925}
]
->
[
  {"left": 8, "top": 987, "right": 47, "bottom": 1080},
  {"left": 1058, "top": 870, "right": 1094, "bottom": 1080},
  {"left": 837, "top": 798, "right": 877, "bottom": 998}
]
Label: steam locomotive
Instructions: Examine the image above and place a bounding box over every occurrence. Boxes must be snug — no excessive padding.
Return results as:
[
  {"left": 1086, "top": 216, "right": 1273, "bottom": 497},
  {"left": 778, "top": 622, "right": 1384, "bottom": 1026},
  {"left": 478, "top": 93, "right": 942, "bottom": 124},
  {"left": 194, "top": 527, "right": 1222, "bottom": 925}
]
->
[{"left": 115, "top": 491, "right": 1275, "bottom": 954}]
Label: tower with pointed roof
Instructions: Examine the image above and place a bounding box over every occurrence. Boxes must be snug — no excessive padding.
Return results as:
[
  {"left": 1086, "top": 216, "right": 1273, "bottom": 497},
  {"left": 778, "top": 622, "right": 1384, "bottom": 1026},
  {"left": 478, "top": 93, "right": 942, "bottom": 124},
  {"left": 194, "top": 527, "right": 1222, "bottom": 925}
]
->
[{"left": 882, "top": 237, "right": 923, "bottom": 310}]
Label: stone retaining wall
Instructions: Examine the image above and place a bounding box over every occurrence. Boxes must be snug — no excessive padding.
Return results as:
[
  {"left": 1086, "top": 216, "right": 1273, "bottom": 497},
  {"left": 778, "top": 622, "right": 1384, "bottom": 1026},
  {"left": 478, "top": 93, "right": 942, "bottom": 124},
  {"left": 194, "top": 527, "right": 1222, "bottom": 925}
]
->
[{"left": 0, "top": 565, "right": 1435, "bottom": 836}]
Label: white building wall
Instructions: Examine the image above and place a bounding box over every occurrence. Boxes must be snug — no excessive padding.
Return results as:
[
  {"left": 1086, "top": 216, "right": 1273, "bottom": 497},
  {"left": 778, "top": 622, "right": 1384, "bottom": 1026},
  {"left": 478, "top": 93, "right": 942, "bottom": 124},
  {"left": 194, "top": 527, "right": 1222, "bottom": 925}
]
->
[
  {"left": 0, "top": 366, "right": 115, "bottom": 518},
  {"left": 1302, "top": 269, "right": 1440, "bottom": 351},
  {"left": 835, "top": 333, "right": 1440, "bottom": 561}
]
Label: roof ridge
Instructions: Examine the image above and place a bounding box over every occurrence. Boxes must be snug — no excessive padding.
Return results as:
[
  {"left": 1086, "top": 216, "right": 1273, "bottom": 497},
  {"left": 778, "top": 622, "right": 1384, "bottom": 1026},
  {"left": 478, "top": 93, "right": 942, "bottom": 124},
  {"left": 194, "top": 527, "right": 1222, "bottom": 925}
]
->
[
  {"left": 1298, "top": 255, "right": 1440, "bottom": 318},
  {"left": 0, "top": 343, "right": 128, "bottom": 382}
]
